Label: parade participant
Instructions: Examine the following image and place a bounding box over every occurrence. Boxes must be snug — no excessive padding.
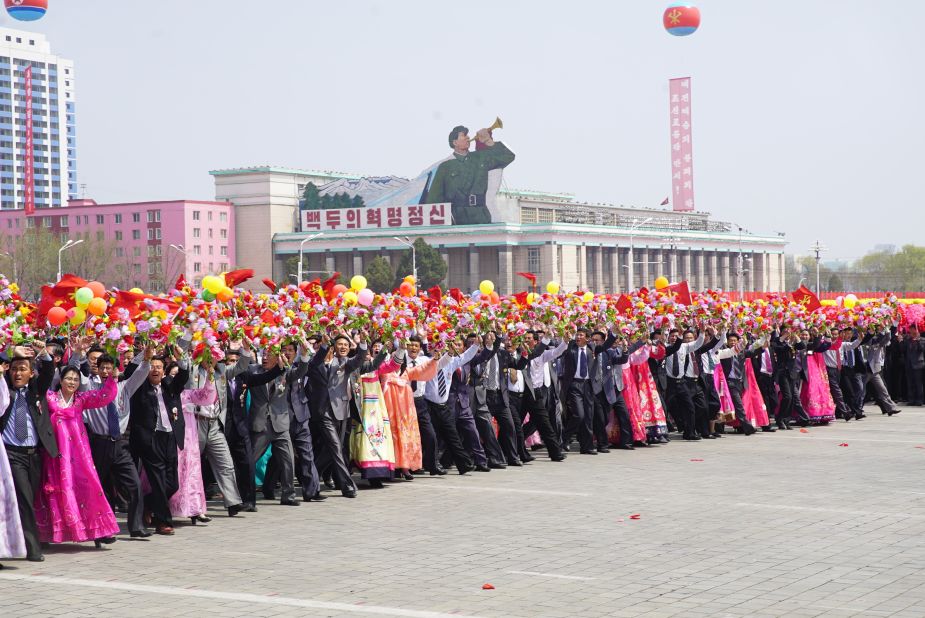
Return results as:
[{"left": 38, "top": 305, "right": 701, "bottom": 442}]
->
[
  {"left": 520, "top": 329, "right": 570, "bottom": 460},
  {"left": 664, "top": 328, "right": 706, "bottom": 440},
  {"left": 903, "top": 325, "right": 925, "bottom": 406},
  {"left": 0, "top": 363, "right": 27, "bottom": 565},
  {"left": 469, "top": 332, "right": 513, "bottom": 468},
  {"left": 862, "top": 326, "right": 902, "bottom": 416},
  {"left": 797, "top": 330, "right": 836, "bottom": 425},
  {"left": 349, "top": 340, "right": 395, "bottom": 487},
  {"left": 423, "top": 337, "right": 480, "bottom": 474}
]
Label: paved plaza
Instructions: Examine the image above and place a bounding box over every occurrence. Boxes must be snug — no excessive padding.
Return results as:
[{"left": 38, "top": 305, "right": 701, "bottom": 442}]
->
[{"left": 2, "top": 405, "right": 925, "bottom": 618}]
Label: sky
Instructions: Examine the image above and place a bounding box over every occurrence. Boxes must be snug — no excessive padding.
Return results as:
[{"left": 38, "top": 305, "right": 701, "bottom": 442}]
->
[{"left": 18, "top": 0, "right": 925, "bottom": 259}]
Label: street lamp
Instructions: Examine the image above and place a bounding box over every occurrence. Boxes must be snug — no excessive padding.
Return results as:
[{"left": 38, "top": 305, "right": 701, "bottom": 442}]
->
[
  {"left": 57, "top": 238, "right": 84, "bottom": 282},
  {"left": 298, "top": 232, "right": 324, "bottom": 283},
  {"left": 809, "top": 240, "right": 827, "bottom": 295},
  {"left": 394, "top": 236, "right": 417, "bottom": 284},
  {"left": 625, "top": 217, "right": 652, "bottom": 291}
]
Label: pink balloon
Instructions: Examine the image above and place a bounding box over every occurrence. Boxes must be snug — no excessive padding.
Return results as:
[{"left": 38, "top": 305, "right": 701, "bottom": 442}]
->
[{"left": 357, "top": 288, "right": 375, "bottom": 306}]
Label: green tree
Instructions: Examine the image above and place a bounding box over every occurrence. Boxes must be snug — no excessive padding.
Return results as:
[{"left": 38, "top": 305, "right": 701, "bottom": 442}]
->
[
  {"left": 392, "top": 237, "right": 447, "bottom": 289},
  {"left": 301, "top": 182, "right": 321, "bottom": 211},
  {"left": 826, "top": 273, "right": 844, "bottom": 292},
  {"left": 320, "top": 194, "right": 333, "bottom": 210},
  {"left": 350, "top": 195, "right": 365, "bottom": 209},
  {"left": 364, "top": 256, "right": 394, "bottom": 293}
]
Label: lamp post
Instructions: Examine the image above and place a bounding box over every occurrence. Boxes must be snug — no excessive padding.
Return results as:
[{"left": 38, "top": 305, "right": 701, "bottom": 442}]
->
[
  {"left": 57, "top": 238, "right": 84, "bottom": 282},
  {"left": 298, "top": 232, "right": 324, "bottom": 283},
  {"left": 394, "top": 236, "right": 417, "bottom": 283},
  {"left": 626, "top": 217, "right": 652, "bottom": 291},
  {"left": 810, "top": 240, "right": 827, "bottom": 295}
]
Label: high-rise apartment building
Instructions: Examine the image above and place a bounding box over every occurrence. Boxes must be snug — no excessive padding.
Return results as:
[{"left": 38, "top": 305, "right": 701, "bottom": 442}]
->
[{"left": 0, "top": 27, "right": 76, "bottom": 211}]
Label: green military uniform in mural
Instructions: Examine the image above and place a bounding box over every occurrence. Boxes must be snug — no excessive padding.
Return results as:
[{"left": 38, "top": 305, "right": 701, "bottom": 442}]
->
[{"left": 425, "top": 141, "right": 515, "bottom": 225}]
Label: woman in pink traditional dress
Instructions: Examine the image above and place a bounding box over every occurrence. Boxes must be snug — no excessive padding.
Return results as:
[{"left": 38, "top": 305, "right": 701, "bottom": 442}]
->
[
  {"left": 35, "top": 365, "right": 120, "bottom": 548},
  {"left": 380, "top": 342, "right": 437, "bottom": 479},
  {"left": 619, "top": 354, "right": 648, "bottom": 446},
  {"left": 742, "top": 359, "right": 771, "bottom": 429},
  {"left": 0, "top": 370, "right": 27, "bottom": 564},
  {"left": 169, "top": 368, "right": 216, "bottom": 525},
  {"left": 799, "top": 331, "right": 836, "bottom": 424},
  {"left": 630, "top": 345, "right": 670, "bottom": 444},
  {"left": 713, "top": 362, "right": 737, "bottom": 433}
]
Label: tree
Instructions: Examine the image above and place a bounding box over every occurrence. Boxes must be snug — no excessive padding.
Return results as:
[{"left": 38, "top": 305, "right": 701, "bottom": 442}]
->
[
  {"left": 392, "top": 237, "right": 447, "bottom": 289},
  {"left": 826, "top": 273, "right": 844, "bottom": 292},
  {"left": 364, "top": 256, "right": 394, "bottom": 293},
  {"left": 351, "top": 195, "right": 365, "bottom": 209},
  {"left": 301, "top": 182, "right": 321, "bottom": 211}
]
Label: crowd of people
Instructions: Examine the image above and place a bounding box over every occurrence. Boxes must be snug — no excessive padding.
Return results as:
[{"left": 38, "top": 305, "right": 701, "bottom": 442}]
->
[{"left": 1, "top": 317, "right": 923, "bottom": 566}]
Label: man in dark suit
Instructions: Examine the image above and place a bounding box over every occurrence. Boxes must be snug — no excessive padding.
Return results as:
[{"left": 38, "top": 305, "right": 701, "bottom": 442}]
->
[
  {"left": 903, "top": 325, "right": 925, "bottom": 406},
  {"left": 599, "top": 335, "right": 645, "bottom": 449},
  {"left": 561, "top": 328, "right": 601, "bottom": 455},
  {"left": 308, "top": 333, "right": 383, "bottom": 498},
  {"left": 129, "top": 346, "right": 189, "bottom": 535},
  {"left": 717, "top": 332, "right": 759, "bottom": 435},
  {"left": 283, "top": 338, "right": 323, "bottom": 502},
  {"left": 472, "top": 332, "right": 521, "bottom": 466},
  {"left": 457, "top": 333, "right": 504, "bottom": 470},
  {"left": 225, "top": 349, "right": 284, "bottom": 512},
  {"left": 2, "top": 341, "right": 57, "bottom": 561},
  {"left": 589, "top": 328, "right": 618, "bottom": 451},
  {"left": 771, "top": 326, "right": 808, "bottom": 429}
]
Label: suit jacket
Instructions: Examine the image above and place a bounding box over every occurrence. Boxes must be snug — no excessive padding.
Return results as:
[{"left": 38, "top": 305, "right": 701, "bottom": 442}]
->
[
  {"left": 903, "top": 337, "right": 925, "bottom": 370},
  {"left": 187, "top": 351, "right": 252, "bottom": 427},
  {"left": 1, "top": 355, "right": 59, "bottom": 457},
  {"left": 129, "top": 362, "right": 191, "bottom": 450},
  {"left": 226, "top": 364, "right": 284, "bottom": 439},
  {"left": 600, "top": 342, "right": 645, "bottom": 405},
  {"left": 247, "top": 357, "right": 311, "bottom": 434},
  {"left": 588, "top": 332, "right": 618, "bottom": 396},
  {"left": 308, "top": 344, "right": 381, "bottom": 421},
  {"left": 450, "top": 363, "right": 471, "bottom": 414},
  {"left": 469, "top": 339, "right": 504, "bottom": 409}
]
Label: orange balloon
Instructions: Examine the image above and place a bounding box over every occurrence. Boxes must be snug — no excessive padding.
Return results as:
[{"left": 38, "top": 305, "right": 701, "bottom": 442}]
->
[
  {"left": 47, "top": 306, "right": 67, "bottom": 326},
  {"left": 216, "top": 287, "right": 234, "bottom": 302},
  {"left": 399, "top": 281, "right": 414, "bottom": 296},
  {"left": 331, "top": 284, "right": 348, "bottom": 297},
  {"left": 489, "top": 291, "right": 500, "bottom": 305},
  {"left": 87, "top": 297, "right": 107, "bottom": 316},
  {"left": 87, "top": 281, "right": 106, "bottom": 298}
]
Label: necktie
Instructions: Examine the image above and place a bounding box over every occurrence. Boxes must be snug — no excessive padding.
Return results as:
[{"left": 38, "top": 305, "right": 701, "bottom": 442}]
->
[
  {"left": 410, "top": 360, "right": 418, "bottom": 392},
  {"left": 437, "top": 368, "right": 447, "bottom": 400},
  {"left": 155, "top": 386, "right": 171, "bottom": 429},
  {"left": 683, "top": 352, "right": 691, "bottom": 378},
  {"left": 14, "top": 388, "right": 28, "bottom": 443},
  {"left": 836, "top": 347, "right": 842, "bottom": 371},
  {"left": 106, "top": 401, "right": 121, "bottom": 438},
  {"left": 578, "top": 348, "right": 587, "bottom": 379}
]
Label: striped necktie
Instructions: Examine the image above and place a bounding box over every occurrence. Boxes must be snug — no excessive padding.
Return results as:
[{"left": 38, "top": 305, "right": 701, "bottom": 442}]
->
[{"left": 437, "top": 368, "right": 447, "bottom": 399}]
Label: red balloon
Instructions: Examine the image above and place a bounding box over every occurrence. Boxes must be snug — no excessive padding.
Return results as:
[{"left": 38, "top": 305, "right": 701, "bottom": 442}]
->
[
  {"left": 87, "top": 281, "right": 106, "bottom": 298},
  {"left": 331, "top": 284, "right": 348, "bottom": 297},
  {"left": 47, "top": 306, "right": 67, "bottom": 326}
]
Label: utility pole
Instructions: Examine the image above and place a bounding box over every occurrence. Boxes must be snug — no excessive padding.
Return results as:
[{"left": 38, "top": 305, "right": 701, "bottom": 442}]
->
[{"left": 810, "top": 240, "right": 827, "bottom": 295}]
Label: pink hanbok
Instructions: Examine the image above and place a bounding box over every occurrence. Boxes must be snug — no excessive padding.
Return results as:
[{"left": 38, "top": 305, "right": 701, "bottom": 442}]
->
[
  {"left": 713, "top": 365, "right": 736, "bottom": 424},
  {"left": 168, "top": 378, "right": 217, "bottom": 519},
  {"left": 630, "top": 346, "right": 669, "bottom": 439},
  {"left": 800, "top": 353, "right": 836, "bottom": 424},
  {"left": 36, "top": 377, "right": 120, "bottom": 543},
  {"left": 608, "top": 364, "right": 646, "bottom": 443},
  {"left": 381, "top": 357, "right": 437, "bottom": 472},
  {"left": 742, "top": 362, "right": 770, "bottom": 428}
]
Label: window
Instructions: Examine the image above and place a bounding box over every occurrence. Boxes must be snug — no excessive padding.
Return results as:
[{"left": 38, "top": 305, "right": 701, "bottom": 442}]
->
[
  {"left": 42, "top": 216, "right": 52, "bottom": 228},
  {"left": 192, "top": 211, "right": 200, "bottom": 221},
  {"left": 115, "top": 247, "right": 124, "bottom": 257},
  {"left": 133, "top": 247, "right": 141, "bottom": 257},
  {"left": 208, "top": 246, "right": 213, "bottom": 255},
  {"left": 132, "top": 229, "right": 140, "bottom": 240},
  {"left": 193, "top": 245, "right": 201, "bottom": 255},
  {"left": 208, "top": 229, "right": 213, "bottom": 238},
  {"left": 220, "top": 229, "right": 228, "bottom": 239},
  {"left": 115, "top": 231, "right": 122, "bottom": 241},
  {"left": 527, "top": 247, "right": 540, "bottom": 274},
  {"left": 114, "top": 213, "right": 122, "bottom": 224},
  {"left": 59, "top": 215, "right": 68, "bottom": 228},
  {"left": 220, "top": 246, "right": 227, "bottom": 256},
  {"left": 132, "top": 212, "right": 140, "bottom": 223},
  {"left": 207, "top": 211, "right": 213, "bottom": 221},
  {"left": 220, "top": 212, "right": 227, "bottom": 223},
  {"left": 133, "top": 263, "right": 141, "bottom": 274},
  {"left": 193, "top": 262, "right": 201, "bottom": 273},
  {"left": 96, "top": 231, "right": 104, "bottom": 242},
  {"left": 147, "top": 209, "right": 160, "bottom": 223},
  {"left": 193, "top": 228, "right": 200, "bottom": 238},
  {"left": 96, "top": 214, "right": 104, "bottom": 225}
]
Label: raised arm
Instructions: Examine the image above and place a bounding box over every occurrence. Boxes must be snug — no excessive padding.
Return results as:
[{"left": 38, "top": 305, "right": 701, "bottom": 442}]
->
[
  {"left": 76, "top": 375, "right": 118, "bottom": 410},
  {"left": 242, "top": 364, "right": 284, "bottom": 388},
  {"left": 182, "top": 376, "right": 217, "bottom": 407}
]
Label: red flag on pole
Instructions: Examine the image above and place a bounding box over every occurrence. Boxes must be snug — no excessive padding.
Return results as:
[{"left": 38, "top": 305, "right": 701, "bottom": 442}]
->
[
  {"left": 321, "top": 272, "right": 341, "bottom": 297},
  {"left": 667, "top": 281, "right": 693, "bottom": 305},
  {"left": 35, "top": 274, "right": 89, "bottom": 321},
  {"left": 223, "top": 268, "right": 255, "bottom": 288},
  {"left": 792, "top": 284, "right": 822, "bottom": 312},
  {"left": 615, "top": 294, "right": 633, "bottom": 314},
  {"left": 516, "top": 272, "right": 537, "bottom": 286}
]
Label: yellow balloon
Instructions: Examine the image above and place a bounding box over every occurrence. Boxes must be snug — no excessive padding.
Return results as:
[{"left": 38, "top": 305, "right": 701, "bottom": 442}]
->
[
  {"left": 203, "top": 275, "right": 224, "bottom": 295},
  {"left": 343, "top": 290, "right": 358, "bottom": 305},
  {"left": 350, "top": 275, "right": 367, "bottom": 291},
  {"left": 129, "top": 287, "right": 143, "bottom": 294},
  {"left": 546, "top": 281, "right": 560, "bottom": 294},
  {"left": 582, "top": 291, "right": 594, "bottom": 302},
  {"left": 843, "top": 298, "right": 856, "bottom": 309},
  {"left": 654, "top": 276, "right": 669, "bottom": 290},
  {"left": 479, "top": 280, "right": 494, "bottom": 295},
  {"left": 526, "top": 292, "right": 537, "bottom": 305},
  {"left": 404, "top": 274, "right": 416, "bottom": 284},
  {"left": 69, "top": 307, "right": 86, "bottom": 325}
]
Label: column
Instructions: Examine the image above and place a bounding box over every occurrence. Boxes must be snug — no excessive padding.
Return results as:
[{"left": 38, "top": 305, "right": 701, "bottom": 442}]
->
[
  {"left": 469, "top": 245, "right": 480, "bottom": 293},
  {"left": 499, "top": 246, "right": 513, "bottom": 295},
  {"left": 638, "top": 248, "right": 648, "bottom": 289},
  {"left": 608, "top": 247, "right": 620, "bottom": 294},
  {"left": 352, "top": 254, "right": 363, "bottom": 279},
  {"left": 668, "top": 249, "right": 677, "bottom": 283},
  {"left": 696, "top": 250, "right": 706, "bottom": 291},
  {"left": 325, "top": 254, "right": 336, "bottom": 275},
  {"left": 594, "top": 246, "right": 604, "bottom": 293},
  {"left": 721, "top": 252, "right": 732, "bottom": 291},
  {"left": 577, "top": 244, "right": 588, "bottom": 291}
]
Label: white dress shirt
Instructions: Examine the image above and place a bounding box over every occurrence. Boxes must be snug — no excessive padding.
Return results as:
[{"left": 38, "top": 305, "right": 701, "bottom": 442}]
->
[
  {"left": 424, "top": 344, "right": 479, "bottom": 405},
  {"left": 528, "top": 339, "right": 569, "bottom": 389}
]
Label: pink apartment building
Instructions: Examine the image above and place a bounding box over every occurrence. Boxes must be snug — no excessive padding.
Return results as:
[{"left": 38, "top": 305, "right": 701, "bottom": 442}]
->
[{"left": 0, "top": 199, "right": 236, "bottom": 291}]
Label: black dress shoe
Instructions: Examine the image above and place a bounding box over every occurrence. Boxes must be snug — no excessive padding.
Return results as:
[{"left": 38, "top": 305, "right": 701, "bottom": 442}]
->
[
  {"left": 323, "top": 479, "right": 336, "bottom": 490},
  {"left": 228, "top": 504, "right": 242, "bottom": 517},
  {"left": 280, "top": 498, "right": 300, "bottom": 506},
  {"left": 429, "top": 466, "right": 448, "bottom": 476},
  {"left": 401, "top": 471, "right": 415, "bottom": 480},
  {"left": 26, "top": 554, "right": 44, "bottom": 562},
  {"left": 521, "top": 454, "right": 536, "bottom": 462},
  {"left": 308, "top": 493, "right": 328, "bottom": 501},
  {"left": 702, "top": 434, "right": 716, "bottom": 439},
  {"left": 457, "top": 464, "right": 473, "bottom": 475},
  {"left": 342, "top": 488, "right": 358, "bottom": 498},
  {"left": 616, "top": 444, "right": 635, "bottom": 450},
  {"left": 761, "top": 426, "right": 777, "bottom": 432},
  {"left": 562, "top": 444, "right": 571, "bottom": 452},
  {"left": 597, "top": 446, "right": 610, "bottom": 453},
  {"left": 888, "top": 409, "right": 901, "bottom": 416},
  {"left": 242, "top": 503, "right": 258, "bottom": 512},
  {"left": 507, "top": 460, "right": 523, "bottom": 467},
  {"left": 658, "top": 436, "right": 669, "bottom": 444},
  {"left": 855, "top": 413, "right": 866, "bottom": 420},
  {"left": 488, "top": 462, "right": 507, "bottom": 469},
  {"left": 579, "top": 449, "right": 598, "bottom": 455},
  {"left": 474, "top": 464, "right": 491, "bottom": 472},
  {"left": 130, "top": 529, "right": 153, "bottom": 538},
  {"left": 550, "top": 454, "right": 567, "bottom": 462}
]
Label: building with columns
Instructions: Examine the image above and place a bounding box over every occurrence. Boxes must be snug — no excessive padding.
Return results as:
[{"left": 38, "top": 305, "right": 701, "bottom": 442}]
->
[{"left": 212, "top": 166, "right": 787, "bottom": 294}]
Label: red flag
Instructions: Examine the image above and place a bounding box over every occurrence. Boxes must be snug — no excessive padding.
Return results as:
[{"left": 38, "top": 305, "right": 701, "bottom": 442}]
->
[
  {"left": 513, "top": 291, "right": 529, "bottom": 306},
  {"left": 667, "top": 281, "right": 692, "bottom": 305},
  {"left": 427, "top": 286, "right": 442, "bottom": 304},
  {"left": 261, "top": 278, "right": 277, "bottom": 292},
  {"left": 660, "top": 196, "right": 670, "bottom": 206},
  {"left": 448, "top": 288, "right": 464, "bottom": 303},
  {"left": 792, "top": 285, "right": 821, "bottom": 312},
  {"left": 516, "top": 272, "right": 537, "bottom": 286},
  {"left": 321, "top": 272, "right": 340, "bottom": 297},
  {"left": 223, "top": 269, "right": 255, "bottom": 288},
  {"left": 110, "top": 290, "right": 179, "bottom": 319},
  {"left": 174, "top": 274, "right": 188, "bottom": 291},
  {"left": 35, "top": 274, "right": 88, "bottom": 321},
  {"left": 615, "top": 294, "right": 633, "bottom": 314}
]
